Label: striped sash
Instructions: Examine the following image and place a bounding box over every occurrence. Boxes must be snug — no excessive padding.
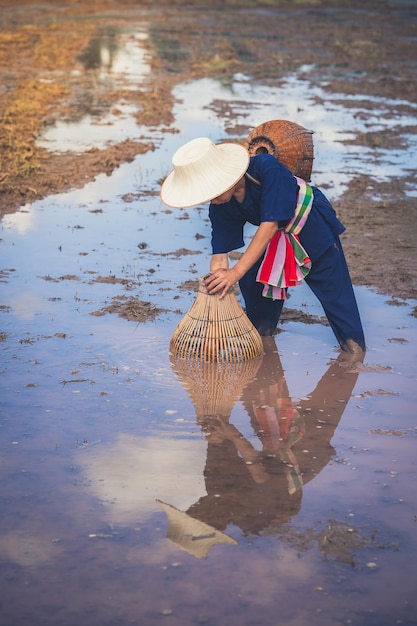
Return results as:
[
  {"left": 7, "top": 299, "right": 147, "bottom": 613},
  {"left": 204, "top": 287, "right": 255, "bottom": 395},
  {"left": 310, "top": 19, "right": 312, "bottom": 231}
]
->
[{"left": 256, "top": 177, "right": 313, "bottom": 300}]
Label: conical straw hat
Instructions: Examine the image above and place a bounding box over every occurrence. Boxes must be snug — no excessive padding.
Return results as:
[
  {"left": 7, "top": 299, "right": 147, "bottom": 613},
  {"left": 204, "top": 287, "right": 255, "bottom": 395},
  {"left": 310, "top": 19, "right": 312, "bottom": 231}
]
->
[
  {"left": 157, "top": 499, "right": 238, "bottom": 559},
  {"left": 160, "top": 137, "right": 249, "bottom": 208},
  {"left": 246, "top": 119, "right": 314, "bottom": 181},
  {"left": 170, "top": 277, "right": 264, "bottom": 363}
]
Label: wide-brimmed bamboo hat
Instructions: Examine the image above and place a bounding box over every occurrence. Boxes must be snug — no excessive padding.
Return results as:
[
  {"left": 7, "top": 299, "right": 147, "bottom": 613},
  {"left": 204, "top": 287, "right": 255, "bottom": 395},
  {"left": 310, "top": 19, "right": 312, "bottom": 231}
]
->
[{"left": 160, "top": 137, "right": 249, "bottom": 208}]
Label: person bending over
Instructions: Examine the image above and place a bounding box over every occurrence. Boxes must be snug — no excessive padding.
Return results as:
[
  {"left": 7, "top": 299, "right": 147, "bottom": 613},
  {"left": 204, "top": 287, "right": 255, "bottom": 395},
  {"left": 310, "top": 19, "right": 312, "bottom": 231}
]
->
[{"left": 161, "top": 136, "right": 365, "bottom": 353}]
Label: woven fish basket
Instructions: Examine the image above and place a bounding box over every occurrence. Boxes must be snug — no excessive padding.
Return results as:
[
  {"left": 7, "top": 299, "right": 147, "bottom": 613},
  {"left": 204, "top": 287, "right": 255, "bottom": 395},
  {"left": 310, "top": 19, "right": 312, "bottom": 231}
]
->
[
  {"left": 246, "top": 119, "right": 314, "bottom": 181},
  {"left": 170, "top": 277, "right": 264, "bottom": 363}
]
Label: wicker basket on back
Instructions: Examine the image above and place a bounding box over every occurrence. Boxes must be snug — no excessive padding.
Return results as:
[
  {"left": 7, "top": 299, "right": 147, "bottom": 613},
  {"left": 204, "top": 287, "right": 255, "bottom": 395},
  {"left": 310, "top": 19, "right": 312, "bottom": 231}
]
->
[
  {"left": 246, "top": 119, "right": 314, "bottom": 181},
  {"left": 170, "top": 277, "right": 264, "bottom": 363}
]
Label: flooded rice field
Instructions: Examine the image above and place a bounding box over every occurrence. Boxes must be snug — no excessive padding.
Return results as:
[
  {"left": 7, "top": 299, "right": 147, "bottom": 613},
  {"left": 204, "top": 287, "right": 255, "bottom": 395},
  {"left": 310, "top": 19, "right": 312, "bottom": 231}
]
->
[{"left": 1, "top": 44, "right": 417, "bottom": 626}]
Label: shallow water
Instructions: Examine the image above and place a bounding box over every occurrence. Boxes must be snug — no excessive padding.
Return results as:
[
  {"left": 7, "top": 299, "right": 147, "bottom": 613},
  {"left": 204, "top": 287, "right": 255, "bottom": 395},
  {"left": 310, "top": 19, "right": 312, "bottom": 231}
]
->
[{"left": 1, "top": 33, "right": 417, "bottom": 626}]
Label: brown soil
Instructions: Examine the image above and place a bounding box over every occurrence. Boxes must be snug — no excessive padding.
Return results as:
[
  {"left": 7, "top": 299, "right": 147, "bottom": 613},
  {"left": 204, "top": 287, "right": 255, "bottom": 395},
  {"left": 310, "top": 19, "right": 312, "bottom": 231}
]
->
[{"left": 0, "top": 0, "right": 416, "bottom": 303}]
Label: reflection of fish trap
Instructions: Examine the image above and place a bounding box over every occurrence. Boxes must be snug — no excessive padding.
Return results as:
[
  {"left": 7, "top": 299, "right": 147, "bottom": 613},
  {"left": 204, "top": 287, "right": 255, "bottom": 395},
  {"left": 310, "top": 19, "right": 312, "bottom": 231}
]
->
[
  {"left": 170, "top": 353, "right": 262, "bottom": 419},
  {"left": 246, "top": 119, "right": 314, "bottom": 182},
  {"left": 170, "top": 277, "right": 264, "bottom": 363}
]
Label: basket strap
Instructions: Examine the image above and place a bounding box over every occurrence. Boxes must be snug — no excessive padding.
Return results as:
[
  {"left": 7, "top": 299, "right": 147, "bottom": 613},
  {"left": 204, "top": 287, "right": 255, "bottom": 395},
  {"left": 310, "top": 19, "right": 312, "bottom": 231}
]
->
[{"left": 245, "top": 172, "right": 262, "bottom": 186}]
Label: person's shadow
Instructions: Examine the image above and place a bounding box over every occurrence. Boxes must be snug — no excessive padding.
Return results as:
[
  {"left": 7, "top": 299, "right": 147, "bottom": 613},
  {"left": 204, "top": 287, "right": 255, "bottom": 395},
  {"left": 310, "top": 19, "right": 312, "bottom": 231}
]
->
[{"left": 163, "top": 340, "right": 364, "bottom": 556}]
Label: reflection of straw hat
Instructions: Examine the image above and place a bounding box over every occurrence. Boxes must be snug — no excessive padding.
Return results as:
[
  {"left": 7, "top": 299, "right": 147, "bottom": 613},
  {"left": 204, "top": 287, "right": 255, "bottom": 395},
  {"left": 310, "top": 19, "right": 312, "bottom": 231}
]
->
[
  {"left": 157, "top": 499, "right": 238, "bottom": 558},
  {"left": 160, "top": 137, "right": 249, "bottom": 208}
]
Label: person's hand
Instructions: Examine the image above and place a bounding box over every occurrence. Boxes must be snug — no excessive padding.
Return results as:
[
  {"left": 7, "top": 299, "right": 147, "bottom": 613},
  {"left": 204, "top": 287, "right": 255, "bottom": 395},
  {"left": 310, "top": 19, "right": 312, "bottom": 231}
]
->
[
  {"left": 204, "top": 268, "right": 239, "bottom": 299},
  {"left": 202, "top": 416, "right": 239, "bottom": 443}
]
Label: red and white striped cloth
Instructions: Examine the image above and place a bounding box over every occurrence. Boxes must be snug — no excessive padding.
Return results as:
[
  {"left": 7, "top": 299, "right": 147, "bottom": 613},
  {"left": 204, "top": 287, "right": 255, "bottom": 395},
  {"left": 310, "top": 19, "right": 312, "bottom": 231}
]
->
[{"left": 256, "top": 177, "right": 313, "bottom": 300}]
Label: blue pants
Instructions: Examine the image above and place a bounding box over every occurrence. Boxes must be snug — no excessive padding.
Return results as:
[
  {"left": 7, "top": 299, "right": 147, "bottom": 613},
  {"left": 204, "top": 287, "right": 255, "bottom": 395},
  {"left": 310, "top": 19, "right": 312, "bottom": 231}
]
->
[{"left": 239, "top": 238, "right": 365, "bottom": 351}]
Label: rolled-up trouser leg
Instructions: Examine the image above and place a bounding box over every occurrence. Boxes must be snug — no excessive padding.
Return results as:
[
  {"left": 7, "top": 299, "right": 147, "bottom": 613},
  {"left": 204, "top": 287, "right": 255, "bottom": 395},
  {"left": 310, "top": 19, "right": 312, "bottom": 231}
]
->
[{"left": 304, "top": 239, "right": 366, "bottom": 352}]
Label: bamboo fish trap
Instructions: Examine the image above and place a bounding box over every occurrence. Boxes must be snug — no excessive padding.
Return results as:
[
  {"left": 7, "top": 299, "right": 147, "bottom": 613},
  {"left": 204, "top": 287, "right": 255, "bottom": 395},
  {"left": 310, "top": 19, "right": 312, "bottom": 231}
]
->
[
  {"left": 170, "top": 277, "right": 264, "bottom": 363},
  {"left": 246, "top": 119, "right": 314, "bottom": 182}
]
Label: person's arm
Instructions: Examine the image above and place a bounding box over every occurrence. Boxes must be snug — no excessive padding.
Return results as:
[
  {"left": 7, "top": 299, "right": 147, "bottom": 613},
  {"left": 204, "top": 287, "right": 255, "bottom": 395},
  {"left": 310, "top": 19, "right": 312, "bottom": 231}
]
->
[
  {"left": 207, "top": 418, "right": 269, "bottom": 484},
  {"left": 205, "top": 221, "right": 278, "bottom": 298},
  {"left": 210, "top": 253, "right": 229, "bottom": 272}
]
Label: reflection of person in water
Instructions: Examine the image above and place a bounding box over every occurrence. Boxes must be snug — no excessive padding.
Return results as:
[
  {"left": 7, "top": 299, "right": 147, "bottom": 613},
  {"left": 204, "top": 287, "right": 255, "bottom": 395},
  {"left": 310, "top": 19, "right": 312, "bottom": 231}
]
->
[{"left": 186, "top": 338, "right": 363, "bottom": 535}]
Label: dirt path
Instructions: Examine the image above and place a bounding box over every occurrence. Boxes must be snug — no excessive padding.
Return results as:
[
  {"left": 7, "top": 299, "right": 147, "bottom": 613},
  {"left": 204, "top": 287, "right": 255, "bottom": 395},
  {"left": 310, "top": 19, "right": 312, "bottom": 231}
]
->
[{"left": 0, "top": 0, "right": 416, "bottom": 302}]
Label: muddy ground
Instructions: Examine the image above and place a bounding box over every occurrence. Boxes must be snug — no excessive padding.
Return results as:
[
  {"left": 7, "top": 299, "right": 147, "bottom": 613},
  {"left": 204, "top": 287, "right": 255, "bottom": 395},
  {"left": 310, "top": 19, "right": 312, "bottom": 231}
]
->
[{"left": 0, "top": 0, "right": 416, "bottom": 304}]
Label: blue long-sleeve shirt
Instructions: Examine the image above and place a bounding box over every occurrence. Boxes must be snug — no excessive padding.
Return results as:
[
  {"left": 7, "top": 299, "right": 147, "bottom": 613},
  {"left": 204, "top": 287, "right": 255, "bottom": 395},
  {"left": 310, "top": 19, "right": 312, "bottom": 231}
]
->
[{"left": 209, "top": 153, "right": 345, "bottom": 263}]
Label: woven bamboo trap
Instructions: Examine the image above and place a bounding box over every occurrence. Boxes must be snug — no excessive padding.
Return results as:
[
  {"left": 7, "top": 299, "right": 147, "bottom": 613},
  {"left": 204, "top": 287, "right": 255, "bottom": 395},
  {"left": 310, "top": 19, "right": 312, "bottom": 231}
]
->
[
  {"left": 245, "top": 119, "right": 314, "bottom": 182},
  {"left": 170, "top": 277, "right": 264, "bottom": 363}
]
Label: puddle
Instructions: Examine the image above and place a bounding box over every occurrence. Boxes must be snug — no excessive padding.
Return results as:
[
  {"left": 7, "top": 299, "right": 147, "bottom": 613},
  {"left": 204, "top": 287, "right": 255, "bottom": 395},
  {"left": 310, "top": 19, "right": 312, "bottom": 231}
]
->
[
  {"left": 1, "top": 60, "right": 417, "bottom": 626},
  {"left": 37, "top": 28, "right": 152, "bottom": 152},
  {"left": 166, "top": 73, "right": 417, "bottom": 198},
  {"left": 37, "top": 61, "right": 417, "bottom": 202}
]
